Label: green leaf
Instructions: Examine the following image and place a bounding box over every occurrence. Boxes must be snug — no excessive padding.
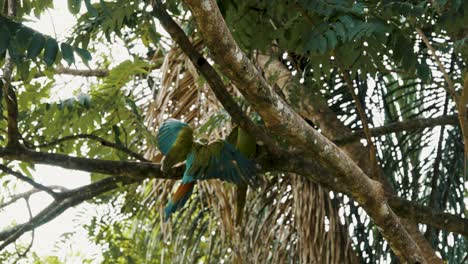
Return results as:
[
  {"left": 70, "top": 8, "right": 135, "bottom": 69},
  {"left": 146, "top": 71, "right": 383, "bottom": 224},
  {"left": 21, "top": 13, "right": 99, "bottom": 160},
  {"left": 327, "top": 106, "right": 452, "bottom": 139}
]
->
[
  {"left": 317, "top": 36, "right": 327, "bottom": 54},
  {"left": 44, "top": 38, "right": 59, "bottom": 66},
  {"left": 15, "top": 27, "right": 33, "bottom": 51},
  {"left": 325, "top": 30, "right": 338, "bottom": 50},
  {"left": 0, "top": 25, "right": 10, "bottom": 54},
  {"left": 112, "top": 125, "right": 123, "bottom": 146},
  {"left": 99, "top": 0, "right": 112, "bottom": 17},
  {"left": 8, "top": 44, "right": 22, "bottom": 63},
  {"left": 27, "top": 33, "right": 45, "bottom": 59},
  {"left": 124, "top": 97, "right": 142, "bottom": 121},
  {"left": 19, "top": 162, "right": 33, "bottom": 178},
  {"left": 74, "top": 47, "right": 92, "bottom": 64},
  {"left": 339, "top": 15, "right": 355, "bottom": 31},
  {"left": 67, "top": 0, "right": 82, "bottom": 14},
  {"left": 60, "top": 43, "right": 75, "bottom": 65},
  {"left": 77, "top": 93, "right": 91, "bottom": 109},
  {"left": 351, "top": 3, "right": 365, "bottom": 15},
  {"left": 84, "top": 0, "right": 98, "bottom": 17},
  {"left": 332, "top": 22, "right": 347, "bottom": 40}
]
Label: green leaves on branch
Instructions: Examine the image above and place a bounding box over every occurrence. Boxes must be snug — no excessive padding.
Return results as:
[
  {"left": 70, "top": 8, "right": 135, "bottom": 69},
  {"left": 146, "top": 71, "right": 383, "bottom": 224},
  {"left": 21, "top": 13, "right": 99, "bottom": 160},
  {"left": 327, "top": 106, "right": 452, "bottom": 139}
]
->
[
  {"left": 70, "top": 0, "right": 160, "bottom": 49},
  {"left": 0, "top": 16, "right": 92, "bottom": 66},
  {"left": 13, "top": 0, "right": 53, "bottom": 18}
]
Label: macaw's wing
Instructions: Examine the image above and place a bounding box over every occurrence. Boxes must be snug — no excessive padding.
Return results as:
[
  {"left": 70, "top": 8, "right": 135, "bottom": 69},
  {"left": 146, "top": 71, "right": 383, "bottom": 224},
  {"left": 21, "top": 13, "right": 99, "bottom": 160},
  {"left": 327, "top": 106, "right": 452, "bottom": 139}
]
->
[
  {"left": 157, "top": 119, "right": 194, "bottom": 172},
  {"left": 189, "top": 141, "right": 257, "bottom": 186},
  {"left": 164, "top": 181, "right": 195, "bottom": 221}
]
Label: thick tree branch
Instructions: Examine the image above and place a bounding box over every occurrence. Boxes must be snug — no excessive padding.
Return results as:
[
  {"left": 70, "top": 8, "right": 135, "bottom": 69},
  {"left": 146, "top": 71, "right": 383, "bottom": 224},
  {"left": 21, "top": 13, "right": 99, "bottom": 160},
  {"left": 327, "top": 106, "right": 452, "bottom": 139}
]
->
[
  {"left": 0, "top": 144, "right": 466, "bottom": 252},
  {"left": 256, "top": 54, "right": 444, "bottom": 262},
  {"left": 1, "top": 0, "right": 20, "bottom": 147},
  {"left": 1, "top": 62, "right": 20, "bottom": 147},
  {"left": 151, "top": 2, "right": 281, "bottom": 155},
  {"left": 177, "top": 0, "right": 427, "bottom": 262},
  {"left": 34, "top": 133, "right": 149, "bottom": 162},
  {"left": 0, "top": 147, "right": 179, "bottom": 180},
  {"left": 281, "top": 156, "right": 468, "bottom": 238}
]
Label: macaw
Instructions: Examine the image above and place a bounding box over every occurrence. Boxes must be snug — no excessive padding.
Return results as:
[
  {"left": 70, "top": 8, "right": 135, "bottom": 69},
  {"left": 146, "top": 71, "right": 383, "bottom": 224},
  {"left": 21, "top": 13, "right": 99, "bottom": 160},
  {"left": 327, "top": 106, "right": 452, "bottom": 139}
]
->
[
  {"left": 227, "top": 126, "right": 257, "bottom": 226},
  {"left": 157, "top": 119, "right": 257, "bottom": 220}
]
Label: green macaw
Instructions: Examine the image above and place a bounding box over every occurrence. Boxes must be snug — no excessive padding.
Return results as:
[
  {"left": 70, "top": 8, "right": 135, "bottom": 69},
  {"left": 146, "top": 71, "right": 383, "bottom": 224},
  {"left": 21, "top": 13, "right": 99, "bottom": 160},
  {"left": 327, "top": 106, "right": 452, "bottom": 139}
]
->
[
  {"left": 157, "top": 119, "right": 257, "bottom": 220},
  {"left": 227, "top": 126, "right": 257, "bottom": 226}
]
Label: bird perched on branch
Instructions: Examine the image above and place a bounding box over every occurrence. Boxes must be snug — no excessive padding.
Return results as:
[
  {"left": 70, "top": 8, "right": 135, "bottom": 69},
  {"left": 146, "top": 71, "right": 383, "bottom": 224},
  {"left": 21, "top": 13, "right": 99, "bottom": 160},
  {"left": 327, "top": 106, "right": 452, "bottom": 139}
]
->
[{"left": 157, "top": 119, "right": 258, "bottom": 220}]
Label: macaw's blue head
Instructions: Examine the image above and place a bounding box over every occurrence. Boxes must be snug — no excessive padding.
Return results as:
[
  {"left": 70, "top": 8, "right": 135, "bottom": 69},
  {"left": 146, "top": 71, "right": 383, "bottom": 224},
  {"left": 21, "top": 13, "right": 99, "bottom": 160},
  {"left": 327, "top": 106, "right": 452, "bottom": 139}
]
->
[
  {"left": 157, "top": 119, "right": 194, "bottom": 173},
  {"left": 157, "top": 119, "right": 192, "bottom": 155}
]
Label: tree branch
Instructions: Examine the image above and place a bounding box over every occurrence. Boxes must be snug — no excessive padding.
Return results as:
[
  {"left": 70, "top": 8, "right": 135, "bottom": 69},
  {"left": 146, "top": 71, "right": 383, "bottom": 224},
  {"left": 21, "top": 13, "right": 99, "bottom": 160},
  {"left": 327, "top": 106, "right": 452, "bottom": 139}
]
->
[
  {"left": 417, "top": 28, "right": 468, "bottom": 180},
  {"left": 336, "top": 59, "right": 378, "bottom": 178},
  {"left": 0, "top": 165, "right": 60, "bottom": 199},
  {"left": 388, "top": 195, "right": 468, "bottom": 237},
  {"left": 34, "top": 133, "right": 149, "bottom": 162},
  {"left": 0, "top": 143, "right": 466, "bottom": 251},
  {"left": 0, "top": 176, "right": 141, "bottom": 251},
  {"left": 54, "top": 66, "right": 109, "bottom": 77},
  {"left": 0, "top": 147, "right": 178, "bottom": 179},
  {"left": 1, "top": 0, "right": 20, "bottom": 147},
  {"left": 32, "top": 66, "right": 109, "bottom": 79},
  {"left": 416, "top": 28, "right": 456, "bottom": 99},
  {"left": 256, "top": 53, "right": 441, "bottom": 262},
  {"left": 0, "top": 186, "right": 68, "bottom": 209},
  {"left": 1, "top": 59, "right": 20, "bottom": 147},
  {"left": 334, "top": 115, "right": 459, "bottom": 144},
  {"left": 175, "top": 0, "right": 427, "bottom": 261},
  {"left": 151, "top": 1, "right": 281, "bottom": 155}
]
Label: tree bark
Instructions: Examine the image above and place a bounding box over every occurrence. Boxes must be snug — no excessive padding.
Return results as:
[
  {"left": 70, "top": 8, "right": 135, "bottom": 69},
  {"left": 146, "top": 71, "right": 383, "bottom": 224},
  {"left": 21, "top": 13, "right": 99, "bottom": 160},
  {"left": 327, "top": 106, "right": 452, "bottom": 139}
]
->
[{"left": 179, "top": 0, "right": 427, "bottom": 262}]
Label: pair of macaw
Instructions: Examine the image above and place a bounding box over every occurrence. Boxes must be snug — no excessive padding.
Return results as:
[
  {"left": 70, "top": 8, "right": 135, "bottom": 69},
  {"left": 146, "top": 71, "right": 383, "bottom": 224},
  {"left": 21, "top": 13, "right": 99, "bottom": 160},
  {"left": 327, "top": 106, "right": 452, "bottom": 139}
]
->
[{"left": 157, "top": 119, "right": 257, "bottom": 222}]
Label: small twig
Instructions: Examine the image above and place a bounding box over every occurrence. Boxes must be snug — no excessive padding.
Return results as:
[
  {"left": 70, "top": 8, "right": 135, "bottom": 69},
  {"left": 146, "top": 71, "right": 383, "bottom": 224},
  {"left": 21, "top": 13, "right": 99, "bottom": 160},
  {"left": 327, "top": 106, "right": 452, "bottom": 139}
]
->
[
  {"left": 416, "top": 28, "right": 457, "bottom": 99},
  {"left": 54, "top": 66, "right": 109, "bottom": 77},
  {"left": 34, "top": 133, "right": 149, "bottom": 162},
  {"left": 335, "top": 114, "right": 459, "bottom": 143},
  {"left": 424, "top": 96, "right": 449, "bottom": 240},
  {"left": 12, "top": 198, "right": 34, "bottom": 261},
  {"left": 0, "top": 185, "right": 69, "bottom": 209},
  {"left": 336, "top": 59, "right": 378, "bottom": 177},
  {"left": 0, "top": 165, "right": 60, "bottom": 199}
]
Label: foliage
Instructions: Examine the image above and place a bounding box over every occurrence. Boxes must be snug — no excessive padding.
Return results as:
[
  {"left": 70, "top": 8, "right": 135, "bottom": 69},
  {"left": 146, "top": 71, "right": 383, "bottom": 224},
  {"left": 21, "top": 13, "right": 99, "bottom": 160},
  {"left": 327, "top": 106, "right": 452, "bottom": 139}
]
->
[
  {"left": 0, "top": 16, "right": 91, "bottom": 67},
  {"left": 0, "top": 0, "right": 466, "bottom": 263}
]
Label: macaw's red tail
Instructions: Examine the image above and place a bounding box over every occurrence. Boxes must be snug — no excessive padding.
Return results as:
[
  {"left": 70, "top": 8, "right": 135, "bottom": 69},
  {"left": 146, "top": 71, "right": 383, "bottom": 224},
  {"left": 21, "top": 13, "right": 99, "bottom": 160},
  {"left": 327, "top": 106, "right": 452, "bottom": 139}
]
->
[{"left": 164, "top": 182, "right": 195, "bottom": 221}]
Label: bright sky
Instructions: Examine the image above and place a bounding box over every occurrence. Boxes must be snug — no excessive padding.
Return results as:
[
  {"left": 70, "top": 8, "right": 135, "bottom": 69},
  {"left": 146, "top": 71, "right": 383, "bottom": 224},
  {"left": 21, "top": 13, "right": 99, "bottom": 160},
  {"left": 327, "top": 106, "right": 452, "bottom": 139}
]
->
[{"left": 1, "top": 1, "right": 105, "bottom": 263}]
